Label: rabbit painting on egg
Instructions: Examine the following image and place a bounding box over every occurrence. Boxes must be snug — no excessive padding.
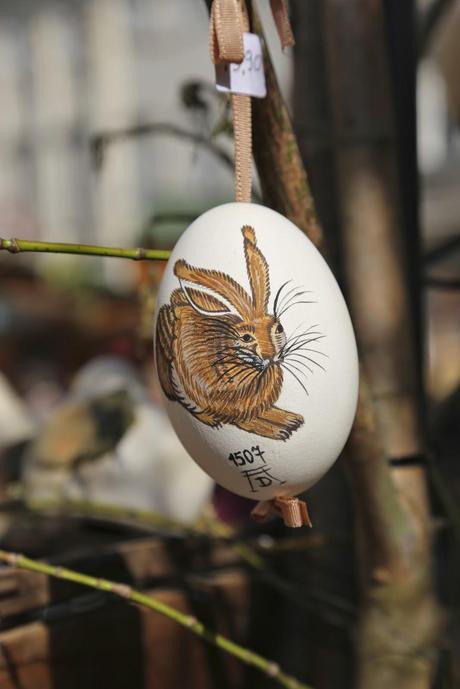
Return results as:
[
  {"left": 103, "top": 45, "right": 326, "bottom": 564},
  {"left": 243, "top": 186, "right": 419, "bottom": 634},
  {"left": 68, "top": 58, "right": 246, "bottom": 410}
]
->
[{"left": 155, "top": 225, "right": 324, "bottom": 441}]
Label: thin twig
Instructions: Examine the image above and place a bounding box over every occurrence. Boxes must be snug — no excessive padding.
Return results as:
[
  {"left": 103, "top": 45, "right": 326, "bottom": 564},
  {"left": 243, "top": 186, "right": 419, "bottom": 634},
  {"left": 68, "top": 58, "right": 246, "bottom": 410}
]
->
[
  {"left": 0, "top": 549, "right": 311, "bottom": 689},
  {"left": 0, "top": 238, "right": 171, "bottom": 261},
  {"left": 90, "top": 122, "right": 234, "bottom": 171}
]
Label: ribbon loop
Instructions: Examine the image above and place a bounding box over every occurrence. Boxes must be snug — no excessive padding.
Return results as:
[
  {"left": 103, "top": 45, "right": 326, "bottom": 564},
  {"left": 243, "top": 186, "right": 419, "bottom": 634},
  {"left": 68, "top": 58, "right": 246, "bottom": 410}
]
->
[
  {"left": 210, "top": 0, "right": 294, "bottom": 66},
  {"left": 210, "top": 0, "right": 245, "bottom": 65}
]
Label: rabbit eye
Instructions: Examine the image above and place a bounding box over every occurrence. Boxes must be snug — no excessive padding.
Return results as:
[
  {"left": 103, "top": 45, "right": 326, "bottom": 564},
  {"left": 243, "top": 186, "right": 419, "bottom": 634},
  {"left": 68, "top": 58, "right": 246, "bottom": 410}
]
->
[
  {"left": 275, "top": 324, "right": 284, "bottom": 334},
  {"left": 241, "top": 334, "right": 254, "bottom": 343}
]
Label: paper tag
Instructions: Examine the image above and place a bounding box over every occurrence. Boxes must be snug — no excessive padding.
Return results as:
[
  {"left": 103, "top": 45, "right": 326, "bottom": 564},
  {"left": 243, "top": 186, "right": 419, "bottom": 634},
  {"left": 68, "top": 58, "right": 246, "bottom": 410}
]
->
[{"left": 215, "top": 32, "right": 266, "bottom": 99}]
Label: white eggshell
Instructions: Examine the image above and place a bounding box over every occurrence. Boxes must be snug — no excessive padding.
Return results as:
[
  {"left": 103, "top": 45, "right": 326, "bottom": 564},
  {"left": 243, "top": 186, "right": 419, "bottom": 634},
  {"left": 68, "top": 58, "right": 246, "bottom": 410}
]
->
[{"left": 154, "top": 203, "right": 358, "bottom": 501}]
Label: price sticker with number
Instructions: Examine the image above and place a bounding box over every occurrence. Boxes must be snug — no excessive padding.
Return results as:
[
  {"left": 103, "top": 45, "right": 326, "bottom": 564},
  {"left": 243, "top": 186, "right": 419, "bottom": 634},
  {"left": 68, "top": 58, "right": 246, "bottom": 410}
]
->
[{"left": 215, "top": 32, "right": 267, "bottom": 99}]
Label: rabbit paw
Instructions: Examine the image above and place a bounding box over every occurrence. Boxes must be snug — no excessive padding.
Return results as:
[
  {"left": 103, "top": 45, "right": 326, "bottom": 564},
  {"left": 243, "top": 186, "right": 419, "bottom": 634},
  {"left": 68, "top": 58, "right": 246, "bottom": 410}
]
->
[
  {"left": 281, "top": 411, "right": 304, "bottom": 434},
  {"left": 236, "top": 408, "right": 304, "bottom": 441},
  {"left": 262, "top": 407, "right": 304, "bottom": 436}
]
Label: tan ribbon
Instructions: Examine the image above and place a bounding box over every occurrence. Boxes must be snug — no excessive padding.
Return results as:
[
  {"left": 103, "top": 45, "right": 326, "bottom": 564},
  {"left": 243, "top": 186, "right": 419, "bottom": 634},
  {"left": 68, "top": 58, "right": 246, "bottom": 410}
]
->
[
  {"left": 270, "top": 0, "right": 295, "bottom": 51},
  {"left": 210, "top": 0, "right": 246, "bottom": 65},
  {"left": 209, "top": 0, "right": 294, "bottom": 204},
  {"left": 231, "top": 94, "right": 252, "bottom": 203}
]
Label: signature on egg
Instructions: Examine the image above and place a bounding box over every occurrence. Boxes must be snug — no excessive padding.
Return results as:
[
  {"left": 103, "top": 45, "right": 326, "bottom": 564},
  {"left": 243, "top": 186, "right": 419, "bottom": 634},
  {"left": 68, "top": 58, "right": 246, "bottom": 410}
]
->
[
  {"left": 227, "top": 444, "right": 286, "bottom": 493},
  {"left": 155, "top": 225, "right": 326, "bottom": 441}
]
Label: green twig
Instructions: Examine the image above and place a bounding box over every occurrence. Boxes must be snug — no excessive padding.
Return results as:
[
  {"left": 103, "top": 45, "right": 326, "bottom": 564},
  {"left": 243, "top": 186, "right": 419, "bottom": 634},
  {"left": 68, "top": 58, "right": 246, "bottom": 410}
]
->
[
  {"left": 0, "top": 238, "right": 171, "bottom": 261},
  {"left": 0, "top": 549, "right": 311, "bottom": 689}
]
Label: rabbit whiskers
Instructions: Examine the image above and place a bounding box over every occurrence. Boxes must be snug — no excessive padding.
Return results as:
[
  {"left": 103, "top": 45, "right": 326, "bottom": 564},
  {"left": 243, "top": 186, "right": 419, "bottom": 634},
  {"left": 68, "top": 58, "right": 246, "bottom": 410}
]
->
[
  {"left": 208, "top": 322, "right": 327, "bottom": 395},
  {"left": 273, "top": 281, "right": 316, "bottom": 320},
  {"left": 277, "top": 325, "right": 328, "bottom": 396},
  {"left": 281, "top": 361, "right": 310, "bottom": 397}
]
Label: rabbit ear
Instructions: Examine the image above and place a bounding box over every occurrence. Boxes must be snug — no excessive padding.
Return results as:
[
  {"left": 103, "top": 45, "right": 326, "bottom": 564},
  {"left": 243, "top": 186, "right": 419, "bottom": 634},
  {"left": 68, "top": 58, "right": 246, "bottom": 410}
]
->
[
  {"left": 174, "top": 259, "right": 253, "bottom": 319},
  {"left": 242, "top": 226, "right": 270, "bottom": 315},
  {"left": 178, "top": 279, "right": 242, "bottom": 318}
]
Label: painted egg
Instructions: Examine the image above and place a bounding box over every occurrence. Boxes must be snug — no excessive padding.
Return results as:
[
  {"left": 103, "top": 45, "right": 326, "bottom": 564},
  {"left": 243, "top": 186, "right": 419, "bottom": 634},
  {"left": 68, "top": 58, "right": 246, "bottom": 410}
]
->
[{"left": 154, "top": 203, "right": 359, "bottom": 501}]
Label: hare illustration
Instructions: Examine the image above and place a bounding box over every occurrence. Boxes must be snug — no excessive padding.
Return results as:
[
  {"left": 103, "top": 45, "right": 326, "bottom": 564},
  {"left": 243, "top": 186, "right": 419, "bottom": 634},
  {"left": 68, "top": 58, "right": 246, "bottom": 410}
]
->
[{"left": 155, "top": 225, "right": 308, "bottom": 441}]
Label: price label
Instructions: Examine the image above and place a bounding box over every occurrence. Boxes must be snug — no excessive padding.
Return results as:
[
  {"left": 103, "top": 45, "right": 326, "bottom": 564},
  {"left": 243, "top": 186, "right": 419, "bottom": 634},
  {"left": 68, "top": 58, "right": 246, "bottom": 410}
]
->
[{"left": 215, "top": 32, "right": 266, "bottom": 99}]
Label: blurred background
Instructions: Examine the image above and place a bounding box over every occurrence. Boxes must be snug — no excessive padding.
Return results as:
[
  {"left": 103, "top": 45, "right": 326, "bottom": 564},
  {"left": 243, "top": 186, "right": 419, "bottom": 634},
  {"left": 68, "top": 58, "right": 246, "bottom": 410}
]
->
[
  {"left": 0, "top": 0, "right": 458, "bottom": 394},
  {"left": 0, "top": 1, "right": 459, "bottom": 688}
]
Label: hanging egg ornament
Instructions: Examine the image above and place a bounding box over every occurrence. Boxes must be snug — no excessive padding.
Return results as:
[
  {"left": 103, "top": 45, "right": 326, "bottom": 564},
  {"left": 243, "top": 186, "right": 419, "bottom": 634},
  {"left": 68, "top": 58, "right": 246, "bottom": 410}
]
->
[{"left": 154, "top": 203, "right": 359, "bottom": 501}]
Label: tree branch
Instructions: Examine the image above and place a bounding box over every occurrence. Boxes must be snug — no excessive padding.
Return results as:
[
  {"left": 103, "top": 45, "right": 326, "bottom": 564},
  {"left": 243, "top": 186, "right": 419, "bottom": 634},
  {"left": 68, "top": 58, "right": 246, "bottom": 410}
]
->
[
  {"left": 0, "top": 549, "right": 311, "bottom": 689},
  {"left": 251, "top": 11, "right": 324, "bottom": 252},
  {"left": 91, "top": 122, "right": 234, "bottom": 171},
  {"left": 0, "top": 238, "right": 170, "bottom": 261}
]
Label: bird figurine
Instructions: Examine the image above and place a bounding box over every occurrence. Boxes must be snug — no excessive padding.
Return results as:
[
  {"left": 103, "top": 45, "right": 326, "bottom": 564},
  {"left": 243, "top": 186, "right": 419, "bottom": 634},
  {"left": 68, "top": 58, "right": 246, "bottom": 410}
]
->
[
  {"left": 27, "top": 388, "right": 134, "bottom": 475},
  {"left": 23, "top": 356, "right": 213, "bottom": 523}
]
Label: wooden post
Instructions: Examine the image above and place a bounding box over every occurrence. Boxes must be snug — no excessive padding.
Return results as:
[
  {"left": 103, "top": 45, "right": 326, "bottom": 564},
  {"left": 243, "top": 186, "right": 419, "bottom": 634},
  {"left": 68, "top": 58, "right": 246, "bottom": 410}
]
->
[
  {"left": 250, "top": 3, "right": 441, "bottom": 688},
  {"left": 321, "top": 1, "right": 440, "bottom": 687}
]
